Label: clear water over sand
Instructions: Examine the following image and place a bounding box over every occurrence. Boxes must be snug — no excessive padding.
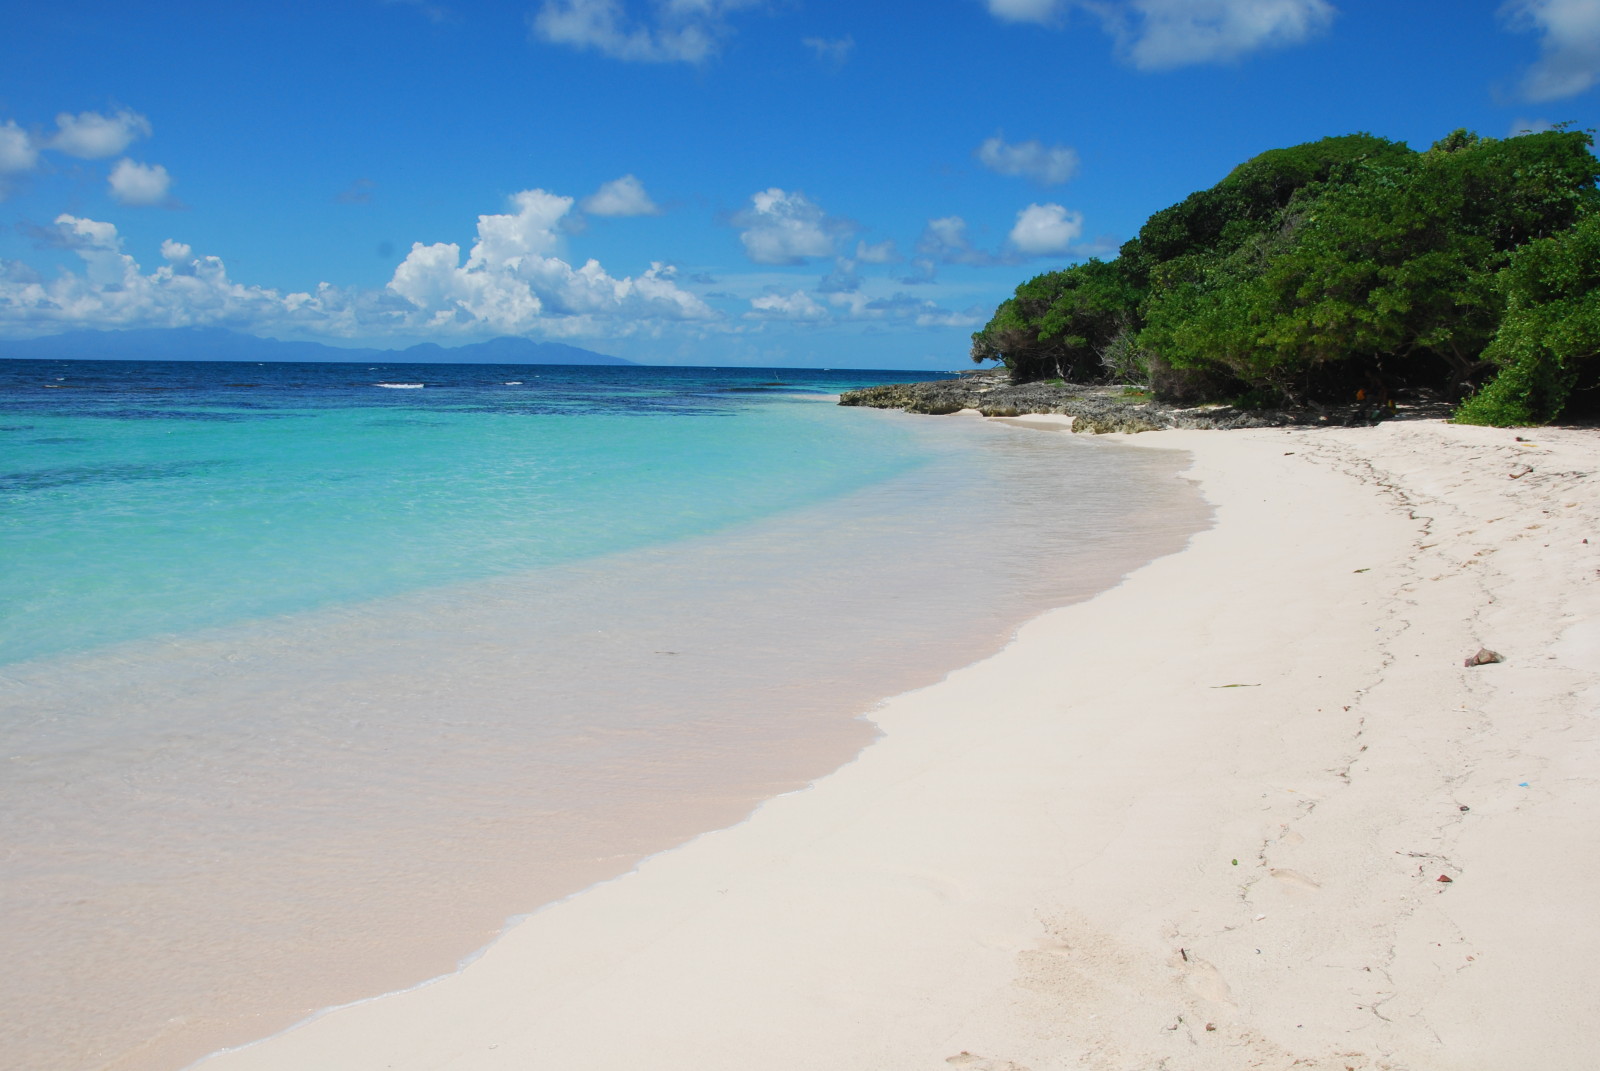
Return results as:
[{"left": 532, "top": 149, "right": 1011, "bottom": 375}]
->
[{"left": 0, "top": 362, "right": 1206, "bottom": 1071}]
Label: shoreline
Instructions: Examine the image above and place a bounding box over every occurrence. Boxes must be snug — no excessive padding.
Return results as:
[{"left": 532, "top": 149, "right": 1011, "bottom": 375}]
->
[
  {"left": 5, "top": 407, "right": 1202, "bottom": 1071},
  {"left": 196, "top": 416, "right": 1599, "bottom": 1071}
]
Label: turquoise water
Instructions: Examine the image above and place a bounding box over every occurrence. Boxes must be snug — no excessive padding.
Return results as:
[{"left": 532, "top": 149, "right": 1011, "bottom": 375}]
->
[
  {"left": 0, "top": 361, "right": 944, "bottom": 666},
  {"left": 0, "top": 358, "right": 1208, "bottom": 1071}
]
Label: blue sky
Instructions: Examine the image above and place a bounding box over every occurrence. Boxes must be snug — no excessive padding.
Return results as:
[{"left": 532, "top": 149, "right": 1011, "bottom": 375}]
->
[{"left": 1, "top": 0, "right": 1596, "bottom": 368}]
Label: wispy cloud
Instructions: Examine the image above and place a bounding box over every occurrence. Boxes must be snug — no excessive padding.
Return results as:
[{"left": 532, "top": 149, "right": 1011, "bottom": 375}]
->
[
  {"left": 746, "top": 288, "right": 829, "bottom": 320},
  {"left": 337, "top": 178, "right": 377, "bottom": 205},
  {"left": 985, "top": 0, "right": 1063, "bottom": 24},
  {"left": 1509, "top": 116, "right": 1556, "bottom": 135},
  {"left": 0, "top": 120, "right": 40, "bottom": 175},
  {"left": 976, "top": 134, "right": 1080, "bottom": 185},
  {"left": 854, "top": 239, "right": 899, "bottom": 264},
  {"left": 985, "top": 0, "right": 1336, "bottom": 69},
  {"left": 1112, "top": 0, "right": 1336, "bottom": 69},
  {"left": 823, "top": 290, "right": 986, "bottom": 328},
  {"left": 802, "top": 34, "right": 855, "bottom": 65},
  {"left": 816, "top": 258, "right": 861, "bottom": 294},
  {"left": 914, "top": 215, "right": 997, "bottom": 267},
  {"left": 383, "top": 0, "right": 455, "bottom": 23},
  {"left": 530, "top": 0, "right": 766, "bottom": 64},
  {"left": 581, "top": 174, "right": 661, "bottom": 216},
  {"left": 743, "top": 284, "right": 983, "bottom": 328},
  {"left": 1504, "top": 0, "right": 1600, "bottom": 101}
]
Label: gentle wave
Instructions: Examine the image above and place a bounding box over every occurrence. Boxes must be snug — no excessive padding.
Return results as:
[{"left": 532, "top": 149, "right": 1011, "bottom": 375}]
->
[{"left": 375, "top": 382, "right": 425, "bottom": 389}]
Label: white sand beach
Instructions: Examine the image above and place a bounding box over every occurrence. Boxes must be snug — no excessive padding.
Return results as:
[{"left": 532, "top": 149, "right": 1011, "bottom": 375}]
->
[{"left": 195, "top": 416, "right": 1600, "bottom": 1071}]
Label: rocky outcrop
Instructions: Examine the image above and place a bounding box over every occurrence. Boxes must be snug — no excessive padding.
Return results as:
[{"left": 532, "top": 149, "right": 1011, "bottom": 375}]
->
[
  {"left": 838, "top": 370, "right": 1455, "bottom": 433},
  {"left": 837, "top": 371, "right": 1294, "bottom": 433}
]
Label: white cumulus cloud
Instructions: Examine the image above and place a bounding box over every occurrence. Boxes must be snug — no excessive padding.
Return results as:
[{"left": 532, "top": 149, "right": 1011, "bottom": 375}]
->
[
  {"left": 531, "top": 0, "right": 764, "bottom": 63},
  {"left": 1505, "top": 0, "right": 1600, "bottom": 101},
  {"left": 1009, "top": 202, "right": 1084, "bottom": 255},
  {"left": 108, "top": 159, "right": 172, "bottom": 206},
  {"left": 0, "top": 214, "right": 320, "bottom": 331},
  {"left": 467, "top": 188, "right": 573, "bottom": 268},
  {"left": 985, "top": 0, "right": 1335, "bottom": 68},
  {"left": 0, "top": 120, "right": 39, "bottom": 174},
  {"left": 581, "top": 174, "right": 661, "bottom": 216},
  {"left": 734, "top": 188, "right": 850, "bottom": 265},
  {"left": 386, "top": 188, "right": 714, "bottom": 332},
  {"left": 976, "top": 134, "right": 1081, "bottom": 185},
  {"left": 0, "top": 195, "right": 717, "bottom": 341},
  {"left": 54, "top": 214, "right": 123, "bottom": 253},
  {"left": 50, "top": 109, "right": 153, "bottom": 159}
]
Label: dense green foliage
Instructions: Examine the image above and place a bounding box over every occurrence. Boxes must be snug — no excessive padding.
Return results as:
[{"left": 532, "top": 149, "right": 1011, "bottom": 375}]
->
[
  {"left": 969, "top": 258, "right": 1140, "bottom": 382},
  {"left": 972, "top": 128, "right": 1600, "bottom": 424},
  {"left": 1456, "top": 211, "right": 1600, "bottom": 424}
]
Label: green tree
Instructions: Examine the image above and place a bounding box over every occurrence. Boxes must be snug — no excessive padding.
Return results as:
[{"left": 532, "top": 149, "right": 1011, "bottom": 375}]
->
[
  {"left": 1139, "top": 129, "right": 1599, "bottom": 402},
  {"left": 970, "top": 259, "right": 1141, "bottom": 381},
  {"left": 1456, "top": 209, "right": 1600, "bottom": 425},
  {"left": 971, "top": 126, "right": 1600, "bottom": 411},
  {"left": 1129, "top": 133, "right": 1412, "bottom": 274}
]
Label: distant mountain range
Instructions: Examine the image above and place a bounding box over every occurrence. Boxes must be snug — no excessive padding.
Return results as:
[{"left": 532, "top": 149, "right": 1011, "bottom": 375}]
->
[{"left": 0, "top": 327, "right": 635, "bottom": 365}]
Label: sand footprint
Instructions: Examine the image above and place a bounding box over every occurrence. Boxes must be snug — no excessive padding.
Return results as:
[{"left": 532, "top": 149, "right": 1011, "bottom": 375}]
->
[
  {"left": 1269, "top": 867, "right": 1322, "bottom": 894},
  {"left": 946, "top": 1052, "right": 1030, "bottom": 1070},
  {"left": 1183, "top": 958, "right": 1235, "bottom": 1006}
]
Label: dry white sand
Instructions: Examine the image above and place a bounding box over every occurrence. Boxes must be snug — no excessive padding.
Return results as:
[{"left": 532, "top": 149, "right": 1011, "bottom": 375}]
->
[{"left": 195, "top": 418, "right": 1600, "bottom": 1071}]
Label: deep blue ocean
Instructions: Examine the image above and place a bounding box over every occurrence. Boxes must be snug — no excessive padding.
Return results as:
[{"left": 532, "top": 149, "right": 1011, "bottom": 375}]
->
[{"left": 0, "top": 359, "right": 948, "bottom": 666}]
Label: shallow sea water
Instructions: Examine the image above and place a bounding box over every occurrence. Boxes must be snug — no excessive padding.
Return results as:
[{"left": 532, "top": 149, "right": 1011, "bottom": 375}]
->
[{"left": 0, "top": 360, "right": 1208, "bottom": 1071}]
